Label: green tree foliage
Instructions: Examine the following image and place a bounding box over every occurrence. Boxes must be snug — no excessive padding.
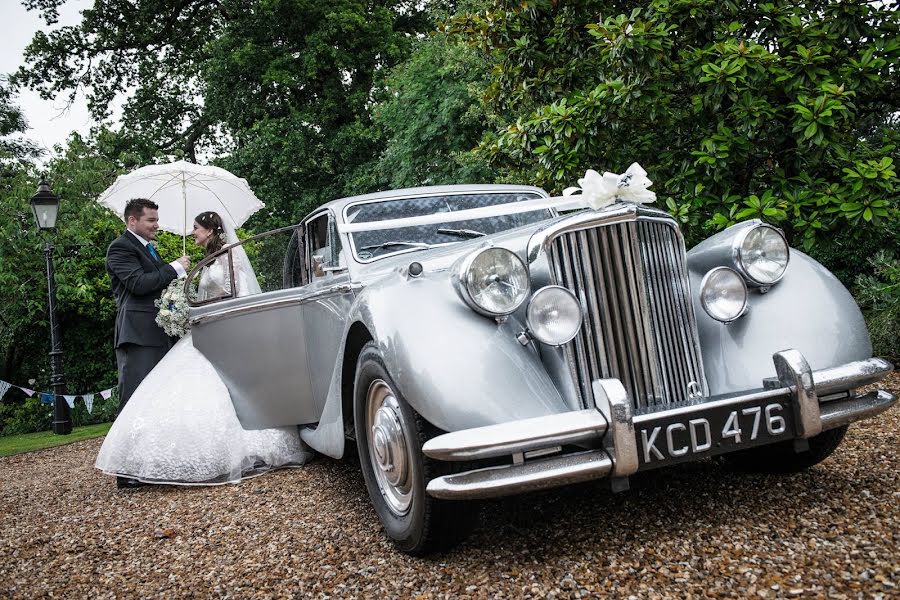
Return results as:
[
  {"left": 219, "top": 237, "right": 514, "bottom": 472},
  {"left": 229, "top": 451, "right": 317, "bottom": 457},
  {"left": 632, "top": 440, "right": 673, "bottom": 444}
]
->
[
  {"left": 447, "top": 0, "right": 900, "bottom": 249},
  {"left": 15, "top": 0, "right": 437, "bottom": 232},
  {"left": 855, "top": 249, "right": 900, "bottom": 361},
  {"left": 0, "top": 131, "right": 148, "bottom": 433},
  {"left": 205, "top": 0, "right": 434, "bottom": 230},
  {"left": 375, "top": 30, "right": 493, "bottom": 187},
  {"left": 15, "top": 0, "right": 227, "bottom": 162},
  {"left": 0, "top": 75, "right": 41, "bottom": 164}
]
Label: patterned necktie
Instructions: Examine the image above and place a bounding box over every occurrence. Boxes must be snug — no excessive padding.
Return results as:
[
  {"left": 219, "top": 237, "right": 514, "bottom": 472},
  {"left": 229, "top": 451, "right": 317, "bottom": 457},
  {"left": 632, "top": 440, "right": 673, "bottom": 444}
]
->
[{"left": 147, "top": 244, "right": 159, "bottom": 261}]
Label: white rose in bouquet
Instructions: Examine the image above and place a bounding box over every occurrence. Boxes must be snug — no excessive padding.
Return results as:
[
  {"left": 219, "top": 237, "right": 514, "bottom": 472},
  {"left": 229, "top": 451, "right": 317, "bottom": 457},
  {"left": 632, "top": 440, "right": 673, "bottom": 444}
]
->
[{"left": 154, "top": 279, "right": 193, "bottom": 338}]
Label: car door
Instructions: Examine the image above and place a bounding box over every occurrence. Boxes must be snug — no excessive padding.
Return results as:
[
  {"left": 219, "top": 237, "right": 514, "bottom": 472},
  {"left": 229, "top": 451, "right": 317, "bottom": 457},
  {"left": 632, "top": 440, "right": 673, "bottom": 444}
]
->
[
  {"left": 189, "top": 214, "right": 351, "bottom": 429},
  {"left": 299, "top": 210, "right": 355, "bottom": 415}
]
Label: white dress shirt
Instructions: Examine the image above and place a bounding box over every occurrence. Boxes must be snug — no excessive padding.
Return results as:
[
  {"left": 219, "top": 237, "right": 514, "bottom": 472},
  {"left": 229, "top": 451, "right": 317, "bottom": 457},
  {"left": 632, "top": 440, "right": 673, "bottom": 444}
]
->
[{"left": 128, "top": 229, "right": 187, "bottom": 278}]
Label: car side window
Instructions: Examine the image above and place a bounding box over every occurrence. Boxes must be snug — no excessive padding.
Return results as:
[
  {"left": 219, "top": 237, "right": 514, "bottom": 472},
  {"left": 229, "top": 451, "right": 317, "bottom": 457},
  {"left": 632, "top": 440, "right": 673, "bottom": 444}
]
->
[
  {"left": 282, "top": 226, "right": 308, "bottom": 289},
  {"left": 305, "top": 212, "right": 343, "bottom": 279},
  {"left": 327, "top": 218, "right": 344, "bottom": 268}
]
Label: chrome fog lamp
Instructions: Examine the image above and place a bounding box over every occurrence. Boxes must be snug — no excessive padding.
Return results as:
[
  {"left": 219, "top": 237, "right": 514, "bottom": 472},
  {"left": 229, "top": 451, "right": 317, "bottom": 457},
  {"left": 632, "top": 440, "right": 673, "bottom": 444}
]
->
[
  {"left": 700, "top": 267, "right": 748, "bottom": 323},
  {"left": 734, "top": 224, "right": 789, "bottom": 285},
  {"left": 526, "top": 286, "right": 583, "bottom": 345},
  {"left": 454, "top": 247, "right": 530, "bottom": 316}
]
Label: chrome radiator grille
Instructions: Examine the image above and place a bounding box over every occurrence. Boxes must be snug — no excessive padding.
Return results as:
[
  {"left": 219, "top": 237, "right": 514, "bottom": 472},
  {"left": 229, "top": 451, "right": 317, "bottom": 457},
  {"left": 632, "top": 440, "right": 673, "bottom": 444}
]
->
[{"left": 548, "top": 219, "right": 705, "bottom": 413}]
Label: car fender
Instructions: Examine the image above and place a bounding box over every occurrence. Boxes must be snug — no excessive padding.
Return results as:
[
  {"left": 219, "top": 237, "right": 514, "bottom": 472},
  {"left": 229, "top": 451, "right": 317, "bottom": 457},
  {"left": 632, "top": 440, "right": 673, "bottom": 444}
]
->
[
  {"left": 357, "top": 269, "right": 568, "bottom": 427},
  {"left": 688, "top": 248, "right": 872, "bottom": 396},
  {"left": 301, "top": 269, "right": 570, "bottom": 458}
]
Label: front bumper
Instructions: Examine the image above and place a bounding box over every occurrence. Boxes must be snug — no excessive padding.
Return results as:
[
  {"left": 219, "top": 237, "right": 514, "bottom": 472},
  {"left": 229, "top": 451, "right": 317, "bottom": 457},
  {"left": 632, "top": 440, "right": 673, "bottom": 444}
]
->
[{"left": 422, "top": 351, "right": 895, "bottom": 500}]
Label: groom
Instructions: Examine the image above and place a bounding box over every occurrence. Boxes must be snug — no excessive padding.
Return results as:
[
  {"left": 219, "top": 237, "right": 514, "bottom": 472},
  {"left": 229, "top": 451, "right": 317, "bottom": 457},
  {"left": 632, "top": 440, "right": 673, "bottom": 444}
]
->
[{"left": 106, "top": 198, "right": 190, "bottom": 488}]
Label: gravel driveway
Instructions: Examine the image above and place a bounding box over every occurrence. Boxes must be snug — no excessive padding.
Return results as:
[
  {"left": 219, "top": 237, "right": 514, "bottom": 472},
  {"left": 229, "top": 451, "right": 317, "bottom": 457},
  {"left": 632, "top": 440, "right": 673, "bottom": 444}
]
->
[{"left": 2, "top": 374, "right": 897, "bottom": 599}]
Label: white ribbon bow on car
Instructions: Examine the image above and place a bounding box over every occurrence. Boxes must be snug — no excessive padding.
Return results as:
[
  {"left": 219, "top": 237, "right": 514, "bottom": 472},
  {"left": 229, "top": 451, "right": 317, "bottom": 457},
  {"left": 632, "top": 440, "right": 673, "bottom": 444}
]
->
[{"left": 563, "top": 162, "right": 657, "bottom": 210}]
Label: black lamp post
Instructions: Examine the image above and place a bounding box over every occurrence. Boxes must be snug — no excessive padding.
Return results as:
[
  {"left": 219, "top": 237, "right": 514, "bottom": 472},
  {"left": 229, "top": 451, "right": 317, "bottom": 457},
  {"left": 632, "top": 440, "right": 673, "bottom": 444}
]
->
[{"left": 30, "top": 179, "right": 71, "bottom": 435}]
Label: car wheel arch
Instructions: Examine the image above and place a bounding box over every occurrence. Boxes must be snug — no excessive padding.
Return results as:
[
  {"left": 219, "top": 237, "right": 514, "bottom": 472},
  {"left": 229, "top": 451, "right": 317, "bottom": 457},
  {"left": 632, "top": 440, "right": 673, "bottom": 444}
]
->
[{"left": 341, "top": 321, "right": 374, "bottom": 438}]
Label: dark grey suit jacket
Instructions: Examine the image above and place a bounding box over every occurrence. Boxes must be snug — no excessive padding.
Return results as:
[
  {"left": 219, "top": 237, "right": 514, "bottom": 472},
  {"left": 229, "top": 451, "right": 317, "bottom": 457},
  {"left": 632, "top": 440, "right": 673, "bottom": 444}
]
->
[{"left": 106, "top": 231, "right": 178, "bottom": 348}]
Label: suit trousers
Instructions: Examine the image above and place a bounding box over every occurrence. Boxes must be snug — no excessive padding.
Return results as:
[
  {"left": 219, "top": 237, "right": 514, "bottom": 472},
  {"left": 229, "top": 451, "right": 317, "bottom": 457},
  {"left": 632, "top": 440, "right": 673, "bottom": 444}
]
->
[{"left": 115, "top": 343, "right": 170, "bottom": 414}]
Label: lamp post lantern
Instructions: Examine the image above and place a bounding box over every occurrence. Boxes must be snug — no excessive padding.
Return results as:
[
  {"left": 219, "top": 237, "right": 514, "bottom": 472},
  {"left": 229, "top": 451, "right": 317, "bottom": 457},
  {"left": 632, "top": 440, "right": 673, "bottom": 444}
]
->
[{"left": 31, "top": 179, "right": 71, "bottom": 435}]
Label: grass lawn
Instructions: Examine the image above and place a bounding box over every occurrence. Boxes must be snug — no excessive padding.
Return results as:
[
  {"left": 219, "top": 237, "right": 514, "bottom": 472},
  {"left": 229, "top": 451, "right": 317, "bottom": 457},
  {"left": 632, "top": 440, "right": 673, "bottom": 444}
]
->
[{"left": 0, "top": 423, "right": 112, "bottom": 457}]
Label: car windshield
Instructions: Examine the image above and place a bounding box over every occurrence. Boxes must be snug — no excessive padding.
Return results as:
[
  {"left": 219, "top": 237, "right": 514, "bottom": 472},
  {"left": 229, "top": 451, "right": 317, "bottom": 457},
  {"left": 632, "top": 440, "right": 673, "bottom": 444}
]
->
[{"left": 345, "top": 192, "right": 551, "bottom": 261}]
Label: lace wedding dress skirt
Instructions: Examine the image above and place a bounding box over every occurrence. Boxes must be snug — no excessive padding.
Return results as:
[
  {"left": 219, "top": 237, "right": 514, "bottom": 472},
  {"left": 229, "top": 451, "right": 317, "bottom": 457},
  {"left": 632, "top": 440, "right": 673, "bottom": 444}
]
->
[{"left": 96, "top": 259, "right": 311, "bottom": 485}]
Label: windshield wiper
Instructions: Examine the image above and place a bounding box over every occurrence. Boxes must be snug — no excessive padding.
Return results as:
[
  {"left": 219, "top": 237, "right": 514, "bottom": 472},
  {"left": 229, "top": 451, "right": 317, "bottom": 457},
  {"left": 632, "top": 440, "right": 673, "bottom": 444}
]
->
[
  {"left": 436, "top": 227, "right": 485, "bottom": 239},
  {"left": 357, "top": 240, "right": 436, "bottom": 252}
]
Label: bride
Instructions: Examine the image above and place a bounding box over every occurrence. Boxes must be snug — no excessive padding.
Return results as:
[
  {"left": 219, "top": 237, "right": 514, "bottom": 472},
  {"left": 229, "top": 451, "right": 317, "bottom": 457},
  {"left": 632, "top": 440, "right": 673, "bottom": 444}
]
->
[{"left": 96, "top": 211, "right": 311, "bottom": 485}]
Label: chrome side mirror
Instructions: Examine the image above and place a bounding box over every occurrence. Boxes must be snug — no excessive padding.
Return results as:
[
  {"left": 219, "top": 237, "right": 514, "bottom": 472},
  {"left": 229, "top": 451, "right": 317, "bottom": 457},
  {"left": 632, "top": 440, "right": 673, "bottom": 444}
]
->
[{"left": 312, "top": 255, "right": 326, "bottom": 277}]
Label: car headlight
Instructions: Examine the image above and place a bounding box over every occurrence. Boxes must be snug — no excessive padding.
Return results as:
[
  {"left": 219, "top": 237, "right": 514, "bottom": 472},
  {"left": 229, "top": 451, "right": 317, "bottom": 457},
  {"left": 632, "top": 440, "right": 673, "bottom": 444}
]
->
[
  {"left": 700, "top": 267, "right": 748, "bottom": 323},
  {"left": 526, "top": 286, "right": 583, "bottom": 345},
  {"left": 454, "top": 247, "right": 530, "bottom": 316},
  {"left": 734, "top": 224, "right": 789, "bottom": 285}
]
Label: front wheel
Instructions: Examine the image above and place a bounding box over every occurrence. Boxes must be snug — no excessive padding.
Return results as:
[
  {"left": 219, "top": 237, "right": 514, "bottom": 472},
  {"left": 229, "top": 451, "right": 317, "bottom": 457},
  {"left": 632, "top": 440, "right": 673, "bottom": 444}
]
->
[{"left": 353, "top": 342, "right": 476, "bottom": 554}]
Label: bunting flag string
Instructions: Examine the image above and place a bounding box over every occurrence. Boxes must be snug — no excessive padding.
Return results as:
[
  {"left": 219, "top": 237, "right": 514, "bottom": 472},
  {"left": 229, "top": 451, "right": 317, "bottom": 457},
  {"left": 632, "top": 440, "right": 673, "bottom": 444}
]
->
[{"left": 0, "top": 378, "right": 115, "bottom": 414}]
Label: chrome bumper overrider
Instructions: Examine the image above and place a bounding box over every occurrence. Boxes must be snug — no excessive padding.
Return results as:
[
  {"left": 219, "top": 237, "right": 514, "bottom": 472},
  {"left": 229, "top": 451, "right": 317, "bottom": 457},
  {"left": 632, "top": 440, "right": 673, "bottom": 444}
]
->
[{"left": 423, "top": 352, "right": 895, "bottom": 500}]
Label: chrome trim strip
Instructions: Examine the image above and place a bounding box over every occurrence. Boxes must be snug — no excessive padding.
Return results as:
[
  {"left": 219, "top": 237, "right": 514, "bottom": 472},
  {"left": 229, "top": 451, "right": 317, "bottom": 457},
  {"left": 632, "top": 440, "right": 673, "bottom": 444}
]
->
[
  {"left": 661, "top": 224, "right": 696, "bottom": 397},
  {"left": 421, "top": 409, "right": 607, "bottom": 461},
  {"left": 579, "top": 230, "right": 607, "bottom": 374},
  {"left": 640, "top": 222, "right": 676, "bottom": 406},
  {"left": 631, "top": 387, "right": 793, "bottom": 425},
  {"left": 426, "top": 450, "right": 613, "bottom": 500},
  {"left": 774, "top": 349, "right": 822, "bottom": 438},
  {"left": 813, "top": 358, "right": 894, "bottom": 396},
  {"left": 820, "top": 389, "right": 897, "bottom": 430},
  {"left": 627, "top": 223, "right": 660, "bottom": 409},
  {"left": 189, "top": 284, "right": 356, "bottom": 325},
  {"left": 593, "top": 379, "right": 639, "bottom": 477},
  {"left": 567, "top": 232, "right": 595, "bottom": 385}
]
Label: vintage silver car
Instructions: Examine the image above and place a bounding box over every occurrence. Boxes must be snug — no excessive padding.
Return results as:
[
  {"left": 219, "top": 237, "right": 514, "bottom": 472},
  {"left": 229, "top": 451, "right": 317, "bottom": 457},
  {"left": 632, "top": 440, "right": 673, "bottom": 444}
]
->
[{"left": 186, "top": 184, "right": 896, "bottom": 554}]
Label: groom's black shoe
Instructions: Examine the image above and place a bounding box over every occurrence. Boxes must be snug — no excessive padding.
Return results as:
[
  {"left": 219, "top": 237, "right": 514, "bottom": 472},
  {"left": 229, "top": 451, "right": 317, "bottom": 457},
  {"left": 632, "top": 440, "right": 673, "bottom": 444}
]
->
[{"left": 116, "top": 476, "right": 147, "bottom": 489}]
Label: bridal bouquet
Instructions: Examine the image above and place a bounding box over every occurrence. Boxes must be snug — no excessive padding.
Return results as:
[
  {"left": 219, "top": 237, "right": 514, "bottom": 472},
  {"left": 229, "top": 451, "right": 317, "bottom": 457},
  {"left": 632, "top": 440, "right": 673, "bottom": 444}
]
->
[{"left": 155, "top": 279, "right": 192, "bottom": 338}]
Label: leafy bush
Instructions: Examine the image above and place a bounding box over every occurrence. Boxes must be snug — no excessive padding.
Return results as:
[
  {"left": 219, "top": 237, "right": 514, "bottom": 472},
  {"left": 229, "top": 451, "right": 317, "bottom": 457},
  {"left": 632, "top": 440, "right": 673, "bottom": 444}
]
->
[
  {"left": 855, "top": 251, "right": 900, "bottom": 361},
  {"left": 0, "top": 395, "right": 52, "bottom": 436},
  {"left": 0, "top": 389, "right": 117, "bottom": 436},
  {"left": 447, "top": 0, "right": 900, "bottom": 251}
]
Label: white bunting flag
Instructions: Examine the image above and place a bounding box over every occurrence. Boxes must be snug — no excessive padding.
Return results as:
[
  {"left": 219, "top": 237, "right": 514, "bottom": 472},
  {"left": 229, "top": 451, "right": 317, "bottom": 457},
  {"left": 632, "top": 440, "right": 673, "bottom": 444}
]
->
[
  {"left": 63, "top": 395, "right": 77, "bottom": 409},
  {"left": 100, "top": 389, "right": 113, "bottom": 400},
  {"left": 83, "top": 394, "right": 95, "bottom": 414},
  {"left": 19, "top": 387, "right": 35, "bottom": 397},
  {"left": 0, "top": 380, "right": 11, "bottom": 400}
]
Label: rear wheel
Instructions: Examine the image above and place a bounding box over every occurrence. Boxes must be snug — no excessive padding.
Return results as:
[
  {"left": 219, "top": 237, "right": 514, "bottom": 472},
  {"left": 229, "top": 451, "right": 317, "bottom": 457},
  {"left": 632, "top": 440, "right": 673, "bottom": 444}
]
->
[
  {"left": 723, "top": 425, "right": 849, "bottom": 473},
  {"left": 353, "top": 342, "right": 476, "bottom": 555}
]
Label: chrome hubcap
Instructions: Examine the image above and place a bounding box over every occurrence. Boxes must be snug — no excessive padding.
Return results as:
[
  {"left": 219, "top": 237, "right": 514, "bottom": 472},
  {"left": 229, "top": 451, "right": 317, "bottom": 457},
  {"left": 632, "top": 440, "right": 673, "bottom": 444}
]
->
[{"left": 366, "top": 379, "right": 412, "bottom": 515}]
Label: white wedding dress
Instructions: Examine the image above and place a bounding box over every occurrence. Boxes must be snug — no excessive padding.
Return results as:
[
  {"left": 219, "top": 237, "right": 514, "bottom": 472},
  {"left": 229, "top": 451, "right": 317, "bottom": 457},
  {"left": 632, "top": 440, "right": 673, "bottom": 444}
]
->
[{"left": 96, "top": 251, "right": 311, "bottom": 485}]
